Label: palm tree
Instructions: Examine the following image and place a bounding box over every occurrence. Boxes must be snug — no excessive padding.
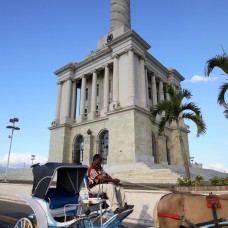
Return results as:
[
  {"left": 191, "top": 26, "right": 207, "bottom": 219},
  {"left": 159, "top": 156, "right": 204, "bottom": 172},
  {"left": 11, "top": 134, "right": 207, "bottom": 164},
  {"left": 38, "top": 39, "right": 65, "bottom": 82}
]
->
[
  {"left": 150, "top": 86, "right": 206, "bottom": 179},
  {"left": 205, "top": 49, "right": 228, "bottom": 117}
]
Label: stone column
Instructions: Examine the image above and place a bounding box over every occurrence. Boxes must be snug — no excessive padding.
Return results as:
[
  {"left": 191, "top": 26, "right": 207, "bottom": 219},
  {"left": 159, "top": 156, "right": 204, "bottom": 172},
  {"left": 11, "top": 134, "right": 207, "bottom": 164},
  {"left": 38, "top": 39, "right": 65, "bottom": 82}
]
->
[
  {"left": 77, "top": 76, "right": 86, "bottom": 123},
  {"left": 71, "top": 80, "right": 77, "bottom": 120},
  {"left": 145, "top": 67, "right": 149, "bottom": 108},
  {"left": 88, "top": 70, "right": 97, "bottom": 120},
  {"left": 110, "top": 55, "right": 119, "bottom": 111},
  {"left": 152, "top": 74, "right": 157, "bottom": 106},
  {"left": 101, "top": 64, "right": 110, "bottom": 117},
  {"left": 140, "top": 56, "right": 147, "bottom": 108},
  {"left": 159, "top": 79, "right": 164, "bottom": 102},
  {"left": 55, "top": 81, "right": 62, "bottom": 124},
  {"left": 128, "top": 48, "right": 135, "bottom": 105},
  {"left": 65, "top": 78, "right": 72, "bottom": 118}
]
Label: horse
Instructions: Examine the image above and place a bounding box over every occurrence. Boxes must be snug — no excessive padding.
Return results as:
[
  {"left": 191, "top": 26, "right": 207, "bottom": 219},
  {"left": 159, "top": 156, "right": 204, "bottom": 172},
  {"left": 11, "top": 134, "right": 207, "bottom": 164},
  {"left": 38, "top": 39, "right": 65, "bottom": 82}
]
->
[{"left": 153, "top": 193, "right": 228, "bottom": 227}]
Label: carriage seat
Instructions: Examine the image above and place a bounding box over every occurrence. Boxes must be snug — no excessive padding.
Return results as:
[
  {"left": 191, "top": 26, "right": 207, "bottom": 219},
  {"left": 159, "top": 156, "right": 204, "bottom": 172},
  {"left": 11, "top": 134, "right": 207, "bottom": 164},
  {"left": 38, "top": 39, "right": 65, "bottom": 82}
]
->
[{"left": 46, "top": 188, "right": 79, "bottom": 209}]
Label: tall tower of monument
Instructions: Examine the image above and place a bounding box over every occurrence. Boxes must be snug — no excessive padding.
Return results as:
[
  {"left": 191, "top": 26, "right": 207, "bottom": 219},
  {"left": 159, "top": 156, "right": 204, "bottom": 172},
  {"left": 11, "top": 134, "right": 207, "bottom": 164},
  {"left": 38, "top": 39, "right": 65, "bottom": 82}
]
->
[
  {"left": 110, "top": 0, "right": 131, "bottom": 31},
  {"left": 49, "top": 0, "right": 190, "bottom": 168}
]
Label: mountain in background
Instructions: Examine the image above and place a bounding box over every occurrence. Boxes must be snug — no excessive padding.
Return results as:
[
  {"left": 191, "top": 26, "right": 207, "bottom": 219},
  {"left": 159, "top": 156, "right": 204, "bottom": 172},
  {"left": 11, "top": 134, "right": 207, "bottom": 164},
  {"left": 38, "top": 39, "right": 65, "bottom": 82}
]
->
[{"left": 0, "top": 166, "right": 17, "bottom": 173}]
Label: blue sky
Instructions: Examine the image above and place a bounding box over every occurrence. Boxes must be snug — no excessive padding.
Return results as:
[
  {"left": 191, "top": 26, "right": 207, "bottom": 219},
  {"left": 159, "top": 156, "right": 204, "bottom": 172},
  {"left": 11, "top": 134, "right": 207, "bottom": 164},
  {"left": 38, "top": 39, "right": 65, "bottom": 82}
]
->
[{"left": 0, "top": 0, "right": 227, "bottom": 171}]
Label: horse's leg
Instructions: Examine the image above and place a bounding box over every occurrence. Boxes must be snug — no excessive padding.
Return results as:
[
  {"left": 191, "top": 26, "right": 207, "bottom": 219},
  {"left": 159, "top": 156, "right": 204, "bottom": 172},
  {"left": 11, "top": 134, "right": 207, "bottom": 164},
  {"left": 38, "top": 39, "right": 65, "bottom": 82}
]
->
[{"left": 153, "top": 201, "right": 160, "bottom": 228}]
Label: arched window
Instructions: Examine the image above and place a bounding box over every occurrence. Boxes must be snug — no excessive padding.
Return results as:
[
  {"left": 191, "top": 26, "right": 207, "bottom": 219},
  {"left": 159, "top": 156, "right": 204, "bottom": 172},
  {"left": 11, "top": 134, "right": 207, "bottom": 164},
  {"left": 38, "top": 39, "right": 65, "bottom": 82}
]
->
[
  {"left": 152, "top": 132, "right": 158, "bottom": 163},
  {"left": 99, "top": 130, "right": 109, "bottom": 164},
  {"left": 72, "top": 135, "right": 84, "bottom": 164}
]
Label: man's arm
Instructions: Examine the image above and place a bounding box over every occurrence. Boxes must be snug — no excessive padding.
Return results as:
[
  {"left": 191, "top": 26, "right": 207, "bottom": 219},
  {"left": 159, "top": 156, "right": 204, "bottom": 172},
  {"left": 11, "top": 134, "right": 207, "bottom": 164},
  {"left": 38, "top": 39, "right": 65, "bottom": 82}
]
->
[{"left": 96, "top": 174, "right": 120, "bottom": 185}]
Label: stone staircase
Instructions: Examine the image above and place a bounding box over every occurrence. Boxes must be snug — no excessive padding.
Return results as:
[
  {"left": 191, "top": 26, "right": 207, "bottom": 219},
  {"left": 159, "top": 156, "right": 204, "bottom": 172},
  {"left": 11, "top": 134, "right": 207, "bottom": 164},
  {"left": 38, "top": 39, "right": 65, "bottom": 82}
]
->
[
  {"left": 0, "top": 163, "right": 226, "bottom": 184},
  {"left": 104, "top": 162, "right": 181, "bottom": 184}
]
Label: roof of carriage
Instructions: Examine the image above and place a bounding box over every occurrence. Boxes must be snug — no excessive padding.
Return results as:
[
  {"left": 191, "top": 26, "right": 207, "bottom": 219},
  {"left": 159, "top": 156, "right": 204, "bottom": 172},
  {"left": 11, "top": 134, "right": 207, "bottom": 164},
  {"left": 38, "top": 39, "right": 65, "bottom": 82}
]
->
[{"left": 32, "top": 162, "right": 88, "bottom": 199}]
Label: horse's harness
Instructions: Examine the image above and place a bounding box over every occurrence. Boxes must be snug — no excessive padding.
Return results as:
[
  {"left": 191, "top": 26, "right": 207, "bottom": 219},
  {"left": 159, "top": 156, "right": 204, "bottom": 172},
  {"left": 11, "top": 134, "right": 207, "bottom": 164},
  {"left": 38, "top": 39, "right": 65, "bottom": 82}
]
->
[{"left": 158, "top": 192, "right": 228, "bottom": 227}]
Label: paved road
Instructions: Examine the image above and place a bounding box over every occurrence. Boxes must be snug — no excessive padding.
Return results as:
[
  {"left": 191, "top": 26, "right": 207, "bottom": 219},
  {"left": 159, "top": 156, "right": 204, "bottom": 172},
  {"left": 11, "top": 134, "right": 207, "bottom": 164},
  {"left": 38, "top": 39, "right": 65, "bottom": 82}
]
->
[
  {"left": 0, "top": 200, "right": 150, "bottom": 228},
  {"left": 0, "top": 200, "right": 32, "bottom": 227}
]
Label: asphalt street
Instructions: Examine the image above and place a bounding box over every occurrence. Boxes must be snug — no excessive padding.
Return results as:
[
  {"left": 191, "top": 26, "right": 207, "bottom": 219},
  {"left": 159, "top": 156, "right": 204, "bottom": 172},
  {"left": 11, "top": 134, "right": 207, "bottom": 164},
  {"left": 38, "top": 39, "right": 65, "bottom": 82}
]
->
[{"left": 0, "top": 200, "right": 32, "bottom": 227}]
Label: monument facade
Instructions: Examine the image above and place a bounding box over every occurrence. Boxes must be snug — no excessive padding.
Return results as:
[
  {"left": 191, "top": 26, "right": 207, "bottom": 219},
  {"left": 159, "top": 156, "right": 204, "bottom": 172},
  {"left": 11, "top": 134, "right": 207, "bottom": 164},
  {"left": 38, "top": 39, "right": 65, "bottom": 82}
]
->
[{"left": 49, "top": 0, "right": 190, "bottom": 167}]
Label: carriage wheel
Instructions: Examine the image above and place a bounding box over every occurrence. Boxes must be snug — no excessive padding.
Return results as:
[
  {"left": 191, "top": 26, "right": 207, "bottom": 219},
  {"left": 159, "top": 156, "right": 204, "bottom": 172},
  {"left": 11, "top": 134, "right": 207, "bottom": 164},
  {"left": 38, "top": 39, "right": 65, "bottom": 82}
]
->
[{"left": 14, "top": 217, "right": 34, "bottom": 228}]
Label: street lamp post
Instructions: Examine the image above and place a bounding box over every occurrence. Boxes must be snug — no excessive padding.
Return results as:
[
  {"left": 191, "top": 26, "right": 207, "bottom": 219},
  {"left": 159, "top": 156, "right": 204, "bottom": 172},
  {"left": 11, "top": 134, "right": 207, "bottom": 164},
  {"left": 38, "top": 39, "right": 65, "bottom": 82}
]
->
[
  {"left": 31, "top": 155, "right": 36, "bottom": 166},
  {"left": 3, "top": 118, "right": 20, "bottom": 183}
]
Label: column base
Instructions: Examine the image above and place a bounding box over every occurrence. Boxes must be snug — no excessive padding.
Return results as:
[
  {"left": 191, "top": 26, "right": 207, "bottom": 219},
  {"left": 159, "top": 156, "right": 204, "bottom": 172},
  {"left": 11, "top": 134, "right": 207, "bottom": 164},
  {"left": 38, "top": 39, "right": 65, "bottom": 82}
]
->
[
  {"left": 60, "top": 116, "right": 74, "bottom": 125},
  {"left": 100, "top": 108, "right": 108, "bottom": 117},
  {"left": 127, "top": 97, "right": 136, "bottom": 106},
  {"left": 109, "top": 101, "right": 120, "bottom": 111},
  {"left": 88, "top": 111, "right": 96, "bottom": 120},
  {"left": 77, "top": 115, "right": 84, "bottom": 123}
]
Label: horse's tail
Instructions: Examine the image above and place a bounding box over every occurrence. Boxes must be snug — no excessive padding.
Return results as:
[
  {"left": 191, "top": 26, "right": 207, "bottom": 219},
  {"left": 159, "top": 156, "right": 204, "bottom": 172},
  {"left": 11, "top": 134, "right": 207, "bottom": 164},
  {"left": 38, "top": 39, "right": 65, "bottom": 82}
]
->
[{"left": 153, "top": 201, "right": 160, "bottom": 228}]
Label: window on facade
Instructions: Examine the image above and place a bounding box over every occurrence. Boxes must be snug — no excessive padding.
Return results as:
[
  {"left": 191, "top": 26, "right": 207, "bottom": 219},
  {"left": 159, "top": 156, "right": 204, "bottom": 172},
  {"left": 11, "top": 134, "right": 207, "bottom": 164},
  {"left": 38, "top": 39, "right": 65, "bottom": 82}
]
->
[
  {"left": 85, "top": 88, "right": 88, "bottom": 100},
  {"left": 72, "top": 135, "right": 84, "bottom": 165},
  {"left": 84, "top": 108, "right": 87, "bottom": 117},
  {"left": 97, "top": 84, "right": 99, "bottom": 96},
  {"left": 96, "top": 105, "right": 99, "bottom": 114},
  {"left": 100, "top": 130, "right": 109, "bottom": 164}
]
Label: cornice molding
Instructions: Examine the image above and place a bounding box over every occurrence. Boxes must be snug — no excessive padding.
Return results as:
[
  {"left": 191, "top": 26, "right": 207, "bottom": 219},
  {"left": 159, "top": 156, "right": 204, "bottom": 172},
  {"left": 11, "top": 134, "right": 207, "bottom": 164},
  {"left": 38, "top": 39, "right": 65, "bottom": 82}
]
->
[
  {"left": 145, "top": 52, "right": 169, "bottom": 75},
  {"left": 54, "top": 63, "right": 75, "bottom": 76},
  {"left": 76, "top": 47, "right": 112, "bottom": 69},
  {"left": 168, "top": 68, "right": 185, "bottom": 81},
  {"left": 106, "top": 30, "right": 151, "bottom": 50}
]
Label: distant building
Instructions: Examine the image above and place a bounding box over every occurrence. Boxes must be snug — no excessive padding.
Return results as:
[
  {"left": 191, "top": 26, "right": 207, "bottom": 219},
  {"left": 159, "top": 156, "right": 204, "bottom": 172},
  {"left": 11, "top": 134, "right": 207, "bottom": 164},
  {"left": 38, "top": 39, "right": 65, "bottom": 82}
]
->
[{"left": 49, "top": 0, "right": 190, "bottom": 167}]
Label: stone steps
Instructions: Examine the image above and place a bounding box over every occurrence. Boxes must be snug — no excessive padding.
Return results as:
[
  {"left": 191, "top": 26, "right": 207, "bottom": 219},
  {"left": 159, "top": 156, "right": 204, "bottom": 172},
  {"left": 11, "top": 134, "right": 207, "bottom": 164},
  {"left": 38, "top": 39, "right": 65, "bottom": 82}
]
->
[{"left": 105, "top": 163, "right": 181, "bottom": 184}]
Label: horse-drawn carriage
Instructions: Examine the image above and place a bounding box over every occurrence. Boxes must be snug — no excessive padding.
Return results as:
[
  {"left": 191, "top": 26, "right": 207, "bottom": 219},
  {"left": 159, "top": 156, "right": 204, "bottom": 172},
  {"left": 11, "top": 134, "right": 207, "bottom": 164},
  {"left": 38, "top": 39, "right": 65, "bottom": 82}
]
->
[{"left": 14, "top": 162, "right": 133, "bottom": 228}]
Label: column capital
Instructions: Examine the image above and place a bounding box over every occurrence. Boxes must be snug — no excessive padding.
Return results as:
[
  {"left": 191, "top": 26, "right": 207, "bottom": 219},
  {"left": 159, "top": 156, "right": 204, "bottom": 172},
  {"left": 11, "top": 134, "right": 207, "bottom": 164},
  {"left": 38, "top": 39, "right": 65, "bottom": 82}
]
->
[
  {"left": 140, "top": 55, "right": 146, "bottom": 61},
  {"left": 90, "top": 69, "right": 97, "bottom": 74},
  {"left": 112, "top": 53, "right": 119, "bottom": 59},
  {"left": 125, "top": 46, "right": 135, "bottom": 54},
  {"left": 80, "top": 74, "right": 86, "bottom": 79},
  {"left": 104, "top": 63, "right": 110, "bottom": 68},
  {"left": 57, "top": 81, "right": 63, "bottom": 85}
]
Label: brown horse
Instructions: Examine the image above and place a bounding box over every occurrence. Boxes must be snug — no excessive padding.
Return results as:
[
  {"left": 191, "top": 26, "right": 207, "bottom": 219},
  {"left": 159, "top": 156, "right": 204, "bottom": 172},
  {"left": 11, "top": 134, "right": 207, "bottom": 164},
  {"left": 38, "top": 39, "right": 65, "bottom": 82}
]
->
[{"left": 153, "top": 193, "right": 228, "bottom": 227}]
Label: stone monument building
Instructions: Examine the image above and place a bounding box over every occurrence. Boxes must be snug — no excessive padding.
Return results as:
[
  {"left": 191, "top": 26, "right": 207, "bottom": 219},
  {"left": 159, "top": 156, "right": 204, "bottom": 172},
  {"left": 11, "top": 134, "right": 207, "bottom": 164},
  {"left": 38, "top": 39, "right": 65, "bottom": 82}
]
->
[{"left": 49, "top": 0, "right": 190, "bottom": 168}]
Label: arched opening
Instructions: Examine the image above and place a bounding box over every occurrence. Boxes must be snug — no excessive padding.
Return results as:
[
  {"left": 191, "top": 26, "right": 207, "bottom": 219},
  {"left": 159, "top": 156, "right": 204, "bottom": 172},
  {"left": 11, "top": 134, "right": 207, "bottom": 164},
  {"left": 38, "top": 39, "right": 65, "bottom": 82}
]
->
[
  {"left": 98, "top": 130, "right": 109, "bottom": 164},
  {"left": 152, "top": 132, "right": 158, "bottom": 163},
  {"left": 72, "top": 135, "right": 84, "bottom": 164}
]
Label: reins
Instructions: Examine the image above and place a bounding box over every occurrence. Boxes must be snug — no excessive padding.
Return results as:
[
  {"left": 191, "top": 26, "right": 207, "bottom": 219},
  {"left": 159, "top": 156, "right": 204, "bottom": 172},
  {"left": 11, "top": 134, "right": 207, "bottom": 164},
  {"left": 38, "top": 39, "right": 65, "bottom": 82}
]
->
[{"left": 121, "top": 180, "right": 228, "bottom": 201}]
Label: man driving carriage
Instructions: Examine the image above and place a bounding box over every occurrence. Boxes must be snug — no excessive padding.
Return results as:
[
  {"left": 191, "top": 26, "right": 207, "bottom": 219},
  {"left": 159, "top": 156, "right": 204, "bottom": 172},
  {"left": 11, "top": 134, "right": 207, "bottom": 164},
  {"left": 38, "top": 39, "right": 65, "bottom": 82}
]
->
[{"left": 88, "top": 154, "right": 134, "bottom": 214}]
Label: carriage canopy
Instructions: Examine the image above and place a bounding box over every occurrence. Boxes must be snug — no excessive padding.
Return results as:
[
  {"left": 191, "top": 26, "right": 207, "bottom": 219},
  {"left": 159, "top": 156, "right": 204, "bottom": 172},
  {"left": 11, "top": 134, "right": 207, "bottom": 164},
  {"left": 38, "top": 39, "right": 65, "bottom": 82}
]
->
[{"left": 32, "top": 162, "right": 88, "bottom": 199}]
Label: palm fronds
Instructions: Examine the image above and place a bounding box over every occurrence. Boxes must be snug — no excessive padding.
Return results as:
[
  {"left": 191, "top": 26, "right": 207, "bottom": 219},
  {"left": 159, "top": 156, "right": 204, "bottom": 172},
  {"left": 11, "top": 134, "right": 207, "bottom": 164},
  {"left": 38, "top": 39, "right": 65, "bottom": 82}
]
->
[
  {"left": 205, "top": 50, "right": 228, "bottom": 76},
  {"left": 217, "top": 82, "right": 228, "bottom": 106}
]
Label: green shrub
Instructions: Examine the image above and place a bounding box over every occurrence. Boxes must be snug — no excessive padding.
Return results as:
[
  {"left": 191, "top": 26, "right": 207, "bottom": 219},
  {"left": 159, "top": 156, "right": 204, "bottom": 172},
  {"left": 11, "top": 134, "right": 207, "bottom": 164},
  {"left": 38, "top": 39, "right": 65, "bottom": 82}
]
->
[
  {"left": 192, "top": 175, "right": 204, "bottom": 186},
  {"left": 177, "top": 177, "right": 192, "bottom": 186},
  {"left": 210, "top": 177, "right": 222, "bottom": 185},
  {"left": 220, "top": 177, "right": 228, "bottom": 186},
  {"left": 209, "top": 176, "right": 228, "bottom": 186},
  {"left": 177, "top": 175, "right": 204, "bottom": 186}
]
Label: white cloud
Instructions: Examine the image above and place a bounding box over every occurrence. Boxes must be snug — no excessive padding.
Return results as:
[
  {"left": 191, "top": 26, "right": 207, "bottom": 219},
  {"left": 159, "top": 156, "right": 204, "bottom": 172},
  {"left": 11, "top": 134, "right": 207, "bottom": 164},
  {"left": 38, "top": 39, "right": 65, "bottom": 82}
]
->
[
  {"left": 203, "top": 163, "right": 228, "bottom": 173},
  {"left": 0, "top": 152, "right": 48, "bottom": 168},
  {"left": 188, "top": 75, "right": 218, "bottom": 83}
]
